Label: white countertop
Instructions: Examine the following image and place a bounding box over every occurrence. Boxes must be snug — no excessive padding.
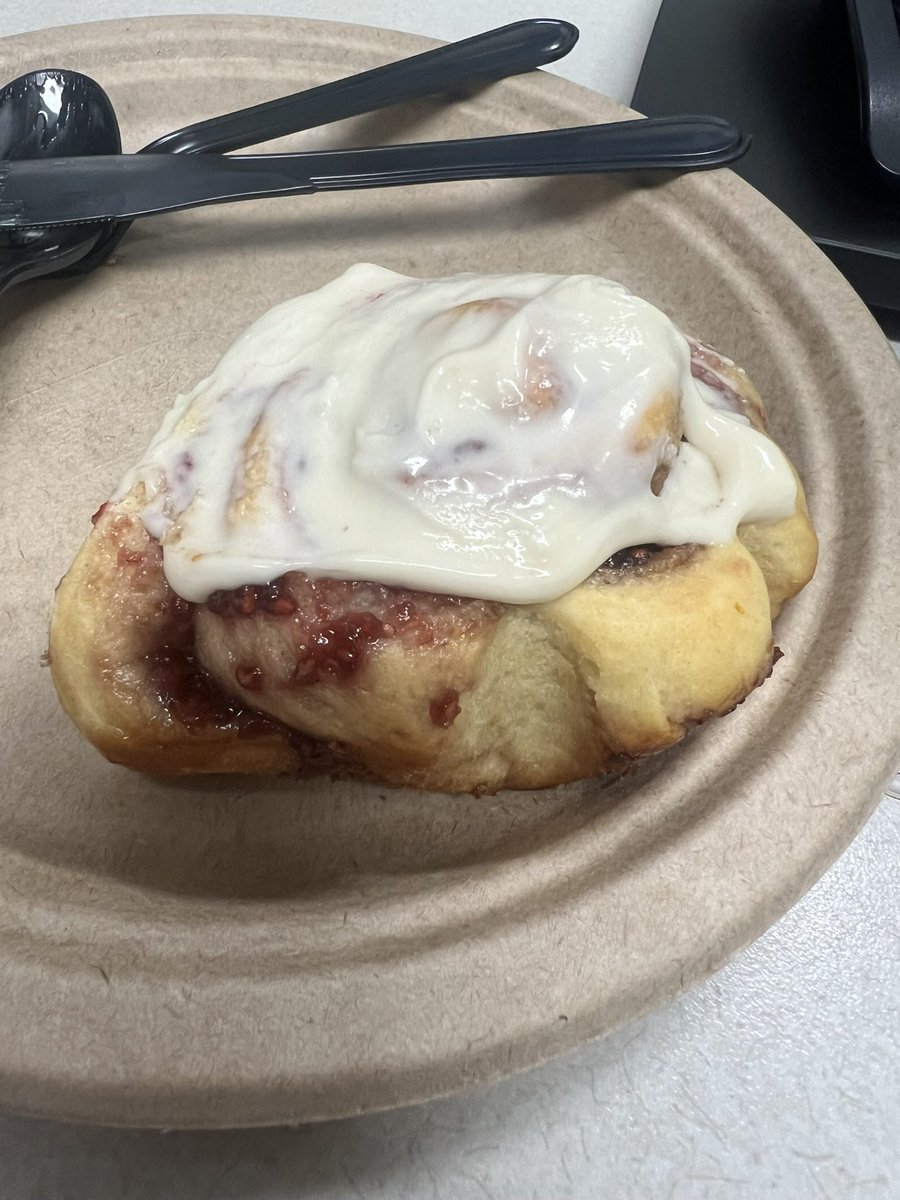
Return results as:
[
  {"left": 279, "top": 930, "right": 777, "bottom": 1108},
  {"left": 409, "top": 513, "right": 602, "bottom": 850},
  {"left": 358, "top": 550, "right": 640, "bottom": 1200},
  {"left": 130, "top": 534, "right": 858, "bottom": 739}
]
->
[{"left": 0, "top": 2, "right": 897, "bottom": 1196}]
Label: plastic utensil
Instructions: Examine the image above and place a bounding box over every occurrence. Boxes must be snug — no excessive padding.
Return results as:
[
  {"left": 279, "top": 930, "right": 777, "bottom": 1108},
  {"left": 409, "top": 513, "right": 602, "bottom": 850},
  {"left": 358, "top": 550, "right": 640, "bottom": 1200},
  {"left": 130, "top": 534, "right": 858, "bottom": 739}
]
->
[
  {"left": 0, "top": 116, "right": 751, "bottom": 229},
  {"left": 61, "top": 18, "right": 579, "bottom": 275},
  {"left": 0, "top": 68, "right": 120, "bottom": 294}
]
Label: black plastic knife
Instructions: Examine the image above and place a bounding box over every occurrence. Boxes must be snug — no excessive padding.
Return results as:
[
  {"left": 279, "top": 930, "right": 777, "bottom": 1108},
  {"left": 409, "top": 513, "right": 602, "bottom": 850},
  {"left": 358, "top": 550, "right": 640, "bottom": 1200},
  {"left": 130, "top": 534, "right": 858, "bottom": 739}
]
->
[{"left": 0, "top": 116, "right": 749, "bottom": 230}]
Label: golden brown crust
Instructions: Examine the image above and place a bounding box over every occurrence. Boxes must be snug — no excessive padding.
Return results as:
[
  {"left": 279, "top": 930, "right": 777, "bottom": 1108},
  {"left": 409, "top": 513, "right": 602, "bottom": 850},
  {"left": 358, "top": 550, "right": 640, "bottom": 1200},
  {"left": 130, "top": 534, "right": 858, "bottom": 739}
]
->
[
  {"left": 50, "top": 494, "right": 304, "bottom": 776},
  {"left": 50, "top": 511, "right": 817, "bottom": 794},
  {"left": 49, "top": 353, "right": 818, "bottom": 794}
]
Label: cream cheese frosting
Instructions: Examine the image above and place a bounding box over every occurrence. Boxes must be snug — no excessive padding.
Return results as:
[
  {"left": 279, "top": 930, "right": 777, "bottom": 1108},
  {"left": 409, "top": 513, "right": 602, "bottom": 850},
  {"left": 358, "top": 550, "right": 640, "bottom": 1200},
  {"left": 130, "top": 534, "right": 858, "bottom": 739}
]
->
[{"left": 115, "top": 264, "right": 797, "bottom": 604}]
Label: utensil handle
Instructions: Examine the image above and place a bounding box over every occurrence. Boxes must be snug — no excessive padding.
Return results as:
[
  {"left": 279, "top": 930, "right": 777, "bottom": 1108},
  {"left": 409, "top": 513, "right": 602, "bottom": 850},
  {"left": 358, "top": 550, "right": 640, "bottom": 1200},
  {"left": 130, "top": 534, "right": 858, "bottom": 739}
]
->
[
  {"left": 145, "top": 19, "right": 580, "bottom": 156},
  {"left": 296, "top": 116, "right": 748, "bottom": 189}
]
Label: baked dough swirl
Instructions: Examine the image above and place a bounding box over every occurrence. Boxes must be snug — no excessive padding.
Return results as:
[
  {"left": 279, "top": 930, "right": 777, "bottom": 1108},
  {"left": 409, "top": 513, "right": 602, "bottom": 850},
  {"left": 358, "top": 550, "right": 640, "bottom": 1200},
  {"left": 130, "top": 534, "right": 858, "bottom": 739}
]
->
[{"left": 50, "top": 273, "right": 817, "bottom": 793}]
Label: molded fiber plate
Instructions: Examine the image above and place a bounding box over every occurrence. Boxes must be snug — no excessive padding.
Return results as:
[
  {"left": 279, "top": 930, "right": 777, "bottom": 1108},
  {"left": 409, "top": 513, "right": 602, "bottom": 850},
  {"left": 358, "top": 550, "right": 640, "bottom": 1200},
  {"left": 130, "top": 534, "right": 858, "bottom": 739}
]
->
[{"left": 0, "top": 16, "right": 897, "bottom": 1129}]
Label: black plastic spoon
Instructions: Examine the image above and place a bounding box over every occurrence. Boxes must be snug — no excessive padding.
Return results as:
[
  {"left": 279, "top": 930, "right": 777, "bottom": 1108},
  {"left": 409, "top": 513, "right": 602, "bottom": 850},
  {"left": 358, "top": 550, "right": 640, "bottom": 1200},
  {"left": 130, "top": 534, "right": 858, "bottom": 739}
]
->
[{"left": 0, "top": 68, "right": 121, "bottom": 293}]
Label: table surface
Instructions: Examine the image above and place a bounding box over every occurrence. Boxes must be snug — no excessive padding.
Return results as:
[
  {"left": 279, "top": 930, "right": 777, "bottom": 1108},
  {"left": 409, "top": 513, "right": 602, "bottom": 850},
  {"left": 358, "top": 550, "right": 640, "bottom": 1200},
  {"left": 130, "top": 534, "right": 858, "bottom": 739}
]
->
[{"left": 0, "top": 2, "right": 897, "bottom": 1197}]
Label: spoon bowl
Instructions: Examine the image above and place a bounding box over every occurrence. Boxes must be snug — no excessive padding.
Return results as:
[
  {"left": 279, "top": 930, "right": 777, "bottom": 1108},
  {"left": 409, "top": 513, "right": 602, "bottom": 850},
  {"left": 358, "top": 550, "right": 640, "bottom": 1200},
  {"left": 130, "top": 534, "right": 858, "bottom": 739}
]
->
[{"left": 0, "top": 69, "right": 120, "bottom": 293}]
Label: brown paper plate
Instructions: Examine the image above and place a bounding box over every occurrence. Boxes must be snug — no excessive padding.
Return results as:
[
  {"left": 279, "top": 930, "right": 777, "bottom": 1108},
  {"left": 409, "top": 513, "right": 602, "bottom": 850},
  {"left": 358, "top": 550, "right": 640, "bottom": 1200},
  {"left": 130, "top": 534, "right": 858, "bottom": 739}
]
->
[{"left": 0, "top": 16, "right": 897, "bottom": 1129}]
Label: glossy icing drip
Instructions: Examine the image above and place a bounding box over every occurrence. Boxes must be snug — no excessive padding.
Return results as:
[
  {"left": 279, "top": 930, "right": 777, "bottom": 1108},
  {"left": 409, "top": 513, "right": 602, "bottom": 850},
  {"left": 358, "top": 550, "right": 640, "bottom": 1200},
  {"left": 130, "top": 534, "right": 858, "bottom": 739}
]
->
[{"left": 116, "top": 264, "right": 796, "bottom": 604}]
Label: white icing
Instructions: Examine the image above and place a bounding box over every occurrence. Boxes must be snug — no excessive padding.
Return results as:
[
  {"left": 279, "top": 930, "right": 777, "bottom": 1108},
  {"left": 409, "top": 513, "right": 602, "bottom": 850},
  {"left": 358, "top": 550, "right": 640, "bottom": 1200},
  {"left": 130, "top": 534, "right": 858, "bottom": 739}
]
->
[{"left": 115, "top": 264, "right": 797, "bottom": 604}]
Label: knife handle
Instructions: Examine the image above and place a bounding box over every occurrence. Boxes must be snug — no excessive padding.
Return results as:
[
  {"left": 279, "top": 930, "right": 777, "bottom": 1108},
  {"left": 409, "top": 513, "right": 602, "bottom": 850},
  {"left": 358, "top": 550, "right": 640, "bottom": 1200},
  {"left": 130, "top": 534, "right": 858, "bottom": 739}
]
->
[
  {"left": 298, "top": 116, "right": 748, "bottom": 190},
  {"left": 146, "top": 19, "right": 580, "bottom": 156}
]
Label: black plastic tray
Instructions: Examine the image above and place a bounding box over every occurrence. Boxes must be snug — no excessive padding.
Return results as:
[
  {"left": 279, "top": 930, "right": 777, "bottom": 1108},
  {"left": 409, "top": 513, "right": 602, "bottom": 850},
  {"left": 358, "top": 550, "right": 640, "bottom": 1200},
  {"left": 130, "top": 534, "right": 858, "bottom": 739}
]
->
[{"left": 633, "top": 0, "right": 900, "bottom": 312}]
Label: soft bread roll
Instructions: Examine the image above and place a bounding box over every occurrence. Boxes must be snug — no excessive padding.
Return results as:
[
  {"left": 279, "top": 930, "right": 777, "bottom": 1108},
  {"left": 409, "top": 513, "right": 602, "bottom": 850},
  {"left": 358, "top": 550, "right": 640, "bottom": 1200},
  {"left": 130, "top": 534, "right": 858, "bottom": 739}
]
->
[
  {"left": 49, "top": 273, "right": 817, "bottom": 793},
  {"left": 50, "top": 495, "right": 816, "bottom": 793},
  {"left": 50, "top": 491, "right": 307, "bottom": 776}
]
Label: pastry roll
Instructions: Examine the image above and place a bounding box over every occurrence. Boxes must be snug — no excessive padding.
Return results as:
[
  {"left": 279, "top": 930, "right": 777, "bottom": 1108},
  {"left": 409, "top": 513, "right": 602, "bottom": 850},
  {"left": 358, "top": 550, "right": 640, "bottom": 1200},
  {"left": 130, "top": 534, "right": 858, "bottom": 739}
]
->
[{"left": 50, "top": 266, "right": 817, "bottom": 792}]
